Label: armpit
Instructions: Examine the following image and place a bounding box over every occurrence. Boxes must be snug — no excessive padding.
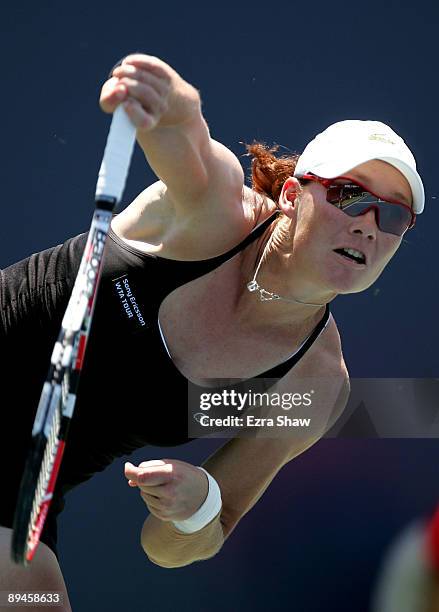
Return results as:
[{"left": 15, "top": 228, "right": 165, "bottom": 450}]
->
[{"left": 242, "top": 185, "right": 278, "bottom": 228}]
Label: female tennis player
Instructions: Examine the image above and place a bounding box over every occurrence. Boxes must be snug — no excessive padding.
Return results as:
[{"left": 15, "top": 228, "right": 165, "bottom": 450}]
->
[{"left": 0, "top": 53, "right": 424, "bottom": 608}]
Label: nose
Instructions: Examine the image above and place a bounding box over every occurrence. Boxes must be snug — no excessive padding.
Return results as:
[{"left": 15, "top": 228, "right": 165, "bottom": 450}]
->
[{"left": 349, "top": 208, "right": 378, "bottom": 240}]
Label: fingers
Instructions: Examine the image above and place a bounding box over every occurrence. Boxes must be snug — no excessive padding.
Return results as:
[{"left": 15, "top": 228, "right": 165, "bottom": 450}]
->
[
  {"left": 124, "top": 458, "right": 209, "bottom": 522},
  {"left": 115, "top": 70, "right": 168, "bottom": 125},
  {"left": 124, "top": 461, "right": 174, "bottom": 488},
  {"left": 112, "top": 64, "right": 170, "bottom": 98},
  {"left": 138, "top": 460, "right": 168, "bottom": 468},
  {"left": 99, "top": 77, "right": 128, "bottom": 114},
  {"left": 139, "top": 492, "right": 174, "bottom": 520},
  {"left": 120, "top": 54, "right": 172, "bottom": 80},
  {"left": 127, "top": 460, "right": 167, "bottom": 485},
  {"left": 122, "top": 97, "right": 159, "bottom": 132},
  {"left": 121, "top": 80, "right": 163, "bottom": 116},
  {"left": 99, "top": 54, "right": 172, "bottom": 131},
  {"left": 124, "top": 460, "right": 176, "bottom": 519}
]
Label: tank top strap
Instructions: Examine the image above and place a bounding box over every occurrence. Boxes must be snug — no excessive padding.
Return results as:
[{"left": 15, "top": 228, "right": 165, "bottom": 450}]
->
[
  {"left": 152, "top": 211, "right": 279, "bottom": 285},
  {"left": 257, "top": 303, "right": 331, "bottom": 379}
]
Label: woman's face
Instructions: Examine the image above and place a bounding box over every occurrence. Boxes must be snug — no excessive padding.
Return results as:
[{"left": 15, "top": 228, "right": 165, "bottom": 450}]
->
[{"left": 290, "top": 159, "right": 413, "bottom": 295}]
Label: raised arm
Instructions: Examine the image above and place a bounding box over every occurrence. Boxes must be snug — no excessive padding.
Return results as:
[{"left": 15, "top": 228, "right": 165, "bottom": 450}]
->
[{"left": 100, "top": 54, "right": 267, "bottom": 257}]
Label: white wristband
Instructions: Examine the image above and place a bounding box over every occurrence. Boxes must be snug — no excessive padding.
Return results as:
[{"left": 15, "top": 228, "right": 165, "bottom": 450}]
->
[{"left": 172, "top": 467, "right": 222, "bottom": 534}]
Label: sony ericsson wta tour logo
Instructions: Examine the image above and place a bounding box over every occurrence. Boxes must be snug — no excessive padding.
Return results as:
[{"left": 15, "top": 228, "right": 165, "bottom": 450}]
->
[{"left": 113, "top": 274, "right": 147, "bottom": 328}]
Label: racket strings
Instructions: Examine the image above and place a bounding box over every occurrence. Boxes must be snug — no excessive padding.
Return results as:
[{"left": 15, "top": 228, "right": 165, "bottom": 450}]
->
[{"left": 28, "top": 406, "right": 61, "bottom": 542}]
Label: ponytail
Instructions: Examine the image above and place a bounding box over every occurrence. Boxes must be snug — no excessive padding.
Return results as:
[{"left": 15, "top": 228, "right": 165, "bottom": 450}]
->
[{"left": 245, "top": 142, "right": 300, "bottom": 203}]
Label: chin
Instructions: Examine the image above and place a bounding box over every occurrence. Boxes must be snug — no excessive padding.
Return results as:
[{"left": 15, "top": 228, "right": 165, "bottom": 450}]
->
[
  {"left": 338, "top": 286, "right": 369, "bottom": 295},
  {"left": 323, "top": 272, "right": 375, "bottom": 295},
  {"left": 336, "top": 277, "right": 377, "bottom": 295}
]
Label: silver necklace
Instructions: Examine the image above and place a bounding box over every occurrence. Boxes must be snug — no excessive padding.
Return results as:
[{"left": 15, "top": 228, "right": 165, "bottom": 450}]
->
[{"left": 246, "top": 232, "right": 325, "bottom": 307}]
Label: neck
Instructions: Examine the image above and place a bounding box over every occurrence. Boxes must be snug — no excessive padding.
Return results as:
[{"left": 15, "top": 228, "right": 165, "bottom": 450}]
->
[
  {"left": 246, "top": 279, "right": 326, "bottom": 307},
  {"left": 240, "top": 224, "right": 337, "bottom": 326},
  {"left": 235, "top": 281, "right": 327, "bottom": 332}
]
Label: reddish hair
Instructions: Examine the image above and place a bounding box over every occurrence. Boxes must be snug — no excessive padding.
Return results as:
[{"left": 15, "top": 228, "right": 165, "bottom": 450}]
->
[{"left": 245, "top": 142, "right": 301, "bottom": 203}]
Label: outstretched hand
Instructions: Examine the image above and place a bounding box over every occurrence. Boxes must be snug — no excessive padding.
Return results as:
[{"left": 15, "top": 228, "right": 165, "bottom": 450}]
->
[
  {"left": 124, "top": 459, "right": 209, "bottom": 522},
  {"left": 99, "top": 54, "right": 173, "bottom": 131},
  {"left": 99, "top": 53, "right": 199, "bottom": 133}
]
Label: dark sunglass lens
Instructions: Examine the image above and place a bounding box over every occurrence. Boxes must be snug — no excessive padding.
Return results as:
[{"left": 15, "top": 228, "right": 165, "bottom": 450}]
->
[
  {"left": 341, "top": 201, "right": 411, "bottom": 236},
  {"left": 339, "top": 186, "right": 368, "bottom": 208},
  {"left": 378, "top": 205, "right": 412, "bottom": 236},
  {"left": 326, "top": 184, "right": 367, "bottom": 208},
  {"left": 326, "top": 186, "right": 343, "bottom": 205}
]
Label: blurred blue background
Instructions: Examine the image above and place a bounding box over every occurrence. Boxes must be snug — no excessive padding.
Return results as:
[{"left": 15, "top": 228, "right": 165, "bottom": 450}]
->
[{"left": 2, "top": 1, "right": 438, "bottom": 610}]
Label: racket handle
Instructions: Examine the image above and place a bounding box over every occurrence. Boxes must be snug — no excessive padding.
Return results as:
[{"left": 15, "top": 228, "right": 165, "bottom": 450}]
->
[{"left": 95, "top": 105, "right": 136, "bottom": 205}]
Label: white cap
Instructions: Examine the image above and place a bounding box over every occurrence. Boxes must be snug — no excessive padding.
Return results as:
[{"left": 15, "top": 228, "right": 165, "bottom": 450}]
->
[{"left": 294, "top": 120, "right": 425, "bottom": 213}]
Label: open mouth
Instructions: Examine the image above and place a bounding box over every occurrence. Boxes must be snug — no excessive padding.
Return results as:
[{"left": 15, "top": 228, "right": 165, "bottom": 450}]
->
[{"left": 333, "top": 247, "right": 366, "bottom": 265}]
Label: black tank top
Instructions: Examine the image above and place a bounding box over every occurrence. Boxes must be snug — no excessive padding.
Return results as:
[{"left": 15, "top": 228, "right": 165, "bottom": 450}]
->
[{"left": 1, "top": 212, "right": 330, "bottom": 497}]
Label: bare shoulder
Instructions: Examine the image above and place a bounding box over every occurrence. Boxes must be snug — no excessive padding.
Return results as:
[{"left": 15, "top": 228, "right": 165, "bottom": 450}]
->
[
  {"left": 299, "top": 311, "right": 348, "bottom": 378},
  {"left": 291, "top": 311, "right": 350, "bottom": 430},
  {"left": 260, "top": 313, "right": 350, "bottom": 461},
  {"left": 323, "top": 314, "right": 349, "bottom": 376},
  {"left": 111, "top": 181, "right": 277, "bottom": 260}
]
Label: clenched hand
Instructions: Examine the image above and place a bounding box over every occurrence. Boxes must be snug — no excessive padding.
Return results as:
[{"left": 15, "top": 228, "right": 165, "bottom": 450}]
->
[
  {"left": 124, "top": 459, "right": 209, "bottom": 522},
  {"left": 99, "top": 54, "right": 198, "bottom": 132}
]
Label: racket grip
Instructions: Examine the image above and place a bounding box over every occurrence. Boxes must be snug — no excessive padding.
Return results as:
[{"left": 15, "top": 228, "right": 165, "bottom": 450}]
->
[{"left": 95, "top": 105, "right": 136, "bottom": 204}]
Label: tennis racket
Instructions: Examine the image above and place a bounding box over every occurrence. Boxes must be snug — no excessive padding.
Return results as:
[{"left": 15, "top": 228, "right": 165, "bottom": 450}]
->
[{"left": 11, "top": 105, "right": 136, "bottom": 565}]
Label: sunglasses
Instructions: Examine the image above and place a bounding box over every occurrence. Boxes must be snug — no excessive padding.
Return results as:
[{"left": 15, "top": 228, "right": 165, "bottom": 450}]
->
[{"left": 300, "top": 173, "right": 416, "bottom": 236}]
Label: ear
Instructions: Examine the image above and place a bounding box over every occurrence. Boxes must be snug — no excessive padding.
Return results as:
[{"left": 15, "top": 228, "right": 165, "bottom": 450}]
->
[{"left": 278, "top": 177, "right": 302, "bottom": 218}]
